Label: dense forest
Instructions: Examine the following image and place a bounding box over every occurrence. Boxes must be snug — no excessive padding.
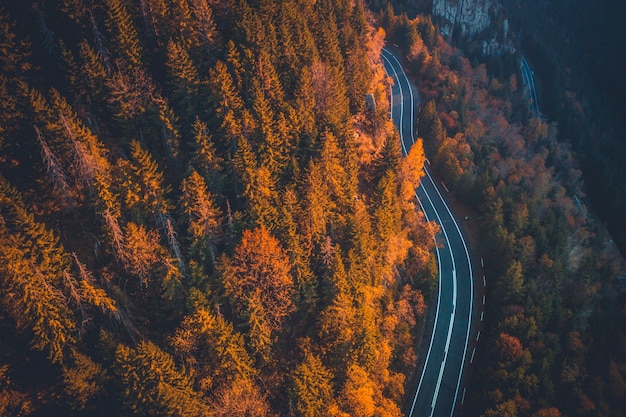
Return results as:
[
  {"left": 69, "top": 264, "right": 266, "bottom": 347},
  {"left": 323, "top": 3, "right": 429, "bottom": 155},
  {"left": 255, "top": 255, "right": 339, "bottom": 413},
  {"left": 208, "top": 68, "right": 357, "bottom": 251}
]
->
[
  {"left": 378, "top": 4, "right": 626, "bottom": 417},
  {"left": 2, "top": 0, "right": 626, "bottom": 416},
  {"left": 501, "top": 0, "right": 626, "bottom": 272},
  {"left": 0, "top": 0, "right": 440, "bottom": 416}
]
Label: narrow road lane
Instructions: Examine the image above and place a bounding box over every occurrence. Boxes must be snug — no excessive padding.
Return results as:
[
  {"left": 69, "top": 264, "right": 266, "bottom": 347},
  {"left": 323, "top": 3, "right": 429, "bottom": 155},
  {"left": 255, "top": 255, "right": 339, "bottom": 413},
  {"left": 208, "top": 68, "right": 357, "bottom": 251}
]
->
[
  {"left": 381, "top": 47, "right": 474, "bottom": 417},
  {"left": 520, "top": 55, "right": 540, "bottom": 117}
]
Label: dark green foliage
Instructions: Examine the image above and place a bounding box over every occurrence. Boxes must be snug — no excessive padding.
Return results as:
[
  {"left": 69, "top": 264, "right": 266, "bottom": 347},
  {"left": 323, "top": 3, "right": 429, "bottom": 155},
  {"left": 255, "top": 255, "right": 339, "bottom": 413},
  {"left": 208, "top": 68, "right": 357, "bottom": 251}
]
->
[
  {"left": 384, "top": 7, "right": 626, "bottom": 417},
  {"left": 115, "top": 340, "right": 207, "bottom": 417}
]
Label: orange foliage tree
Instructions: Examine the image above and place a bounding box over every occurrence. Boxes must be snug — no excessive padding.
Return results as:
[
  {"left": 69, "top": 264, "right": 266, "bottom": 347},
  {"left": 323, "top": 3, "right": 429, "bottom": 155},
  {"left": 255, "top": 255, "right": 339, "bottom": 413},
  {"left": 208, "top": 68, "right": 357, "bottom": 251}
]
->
[
  {"left": 496, "top": 332, "right": 524, "bottom": 363},
  {"left": 222, "top": 226, "right": 294, "bottom": 359}
]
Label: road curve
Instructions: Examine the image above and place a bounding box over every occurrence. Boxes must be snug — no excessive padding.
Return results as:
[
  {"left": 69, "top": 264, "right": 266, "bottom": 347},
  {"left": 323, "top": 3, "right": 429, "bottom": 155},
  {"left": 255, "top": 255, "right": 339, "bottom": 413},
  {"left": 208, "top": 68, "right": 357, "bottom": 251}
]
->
[
  {"left": 520, "top": 55, "right": 540, "bottom": 117},
  {"left": 381, "top": 48, "right": 474, "bottom": 417}
]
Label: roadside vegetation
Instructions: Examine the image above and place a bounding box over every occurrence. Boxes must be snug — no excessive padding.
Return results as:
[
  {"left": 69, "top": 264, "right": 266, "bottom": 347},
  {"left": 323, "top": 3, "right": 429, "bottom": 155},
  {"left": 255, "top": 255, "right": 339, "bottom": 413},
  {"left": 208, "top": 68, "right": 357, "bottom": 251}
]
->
[{"left": 378, "top": 5, "right": 626, "bottom": 416}]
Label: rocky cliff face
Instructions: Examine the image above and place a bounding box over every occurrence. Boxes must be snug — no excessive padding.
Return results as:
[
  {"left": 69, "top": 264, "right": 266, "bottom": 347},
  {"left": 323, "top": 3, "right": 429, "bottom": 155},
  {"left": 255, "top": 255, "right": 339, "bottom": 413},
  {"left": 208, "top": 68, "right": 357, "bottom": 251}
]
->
[
  {"left": 431, "top": 0, "right": 514, "bottom": 56},
  {"left": 431, "top": 0, "right": 493, "bottom": 38}
]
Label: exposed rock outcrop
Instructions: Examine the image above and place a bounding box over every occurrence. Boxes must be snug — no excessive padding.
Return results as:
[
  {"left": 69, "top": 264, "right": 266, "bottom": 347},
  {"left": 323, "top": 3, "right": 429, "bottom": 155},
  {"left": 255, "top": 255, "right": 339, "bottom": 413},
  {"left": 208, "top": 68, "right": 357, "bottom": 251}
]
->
[
  {"left": 431, "top": 0, "right": 493, "bottom": 38},
  {"left": 431, "top": 0, "right": 515, "bottom": 56}
]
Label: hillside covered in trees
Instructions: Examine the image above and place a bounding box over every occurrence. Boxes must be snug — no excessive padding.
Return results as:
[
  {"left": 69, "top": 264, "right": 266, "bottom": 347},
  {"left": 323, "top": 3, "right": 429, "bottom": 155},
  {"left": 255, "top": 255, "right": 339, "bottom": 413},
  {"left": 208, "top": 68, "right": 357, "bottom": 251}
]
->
[
  {"left": 0, "top": 1, "right": 438, "bottom": 416},
  {"left": 379, "top": 4, "right": 626, "bottom": 417},
  {"left": 502, "top": 0, "right": 626, "bottom": 273}
]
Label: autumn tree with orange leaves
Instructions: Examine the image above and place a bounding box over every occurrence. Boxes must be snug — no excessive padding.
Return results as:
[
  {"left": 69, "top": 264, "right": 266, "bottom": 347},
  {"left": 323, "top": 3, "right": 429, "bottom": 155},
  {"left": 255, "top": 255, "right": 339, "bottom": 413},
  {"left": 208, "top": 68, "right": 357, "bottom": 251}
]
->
[{"left": 222, "top": 226, "right": 295, "bottom": 360}]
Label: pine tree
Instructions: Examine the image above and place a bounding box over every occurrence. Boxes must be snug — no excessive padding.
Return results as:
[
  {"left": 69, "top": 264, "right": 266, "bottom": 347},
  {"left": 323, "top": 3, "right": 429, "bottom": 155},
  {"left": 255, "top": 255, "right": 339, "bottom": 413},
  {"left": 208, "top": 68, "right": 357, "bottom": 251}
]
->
[
  {"left": 104, "top": 0, "right": 143, "bottom": 68},
  {"left": 222, "top": 226, "right": 294, "bottom": 360},
  {"left": 346, "top": 199, "right": 376, "bottom": 287},
  {"left": 188, "top": 0, "right": 218, "bottom": 58},
  {"left": 319, "top": 130, "right": 349, "bottom": 207},
  {"left": 180, "top": 171, "right": 222, "bottom": 240},
  {"left": 77, "top": 39, "right": 108, "bottom": 108},
  {"left": 304, "top": 160, "right": 333, "bottom": 243},
  {"left": 50, "top": 88, "right": 111, "bottom": 186},
  {"left": 256, "top": 46, "right": 284, "bottom": 106},
  {"left": 157, "top": 100, "right": 182, "bottom": 160},
  {"left": 122, "top": 222, "right": 161, "bottom": 286},
  {"left": 292, "top": 349, "right": 335, "bottom": 417},
  {"left": 115, "top": 340, "right": 208, "bottom": 417},
  {"left": 137, "top": 0, "right": 168, "bottom": 42},
  {"left": 170, "top": 308, "right": 256, "bottom": 393},
  {"left": 342, "top": 23, "right": 372, "bottom": 113},
  {"left": 351, "top": 0, "right": 368, "bottom": 38},
  {"left": 317, "top": 290, "right": 356, "bottom": 364},
  {"left": 248, "top": 164, "right": 282, "bottom": 229},
  {"left": 294, "top": 67, "right": 318, "bottom": 149},
  {"left": 210, "top": 377, "right": 270, "bottom": 417},
  {"left": 35, "top": 125, "right": 71, "bottom": 198},
  {"left": 374, "top": 170, "right": 402, "bottom": 243},
  {"left": 0, "top": 75, "right": 19, "bottom": 150},
  {"left": 190, "top": 118, "right": 223, "bottom": 191},
  {"left": 232, "top": 134, "right": 257, "bottom": 202},
  {"left": 106, "top": 62, "right": 157, "bottom": 125},
  {"left": 128, "top": 139, "right": 171, "bottom": 218},
  {"left": 180, "top": 170, "right": 223, "bottom": 268},
  {"left": 209, "top": 60, "right": 244, "bottom": 148},
  {"left": 336, "top": 363, "right": 402, "bottom": 417},
  {"left": 398, "top": 138, "right": 426, "bottom": 203},
  {"left": 250, "top": 80, "right": 285, "bottom": 179},
  {"left": 71, "top": 253, "right": 117, "bottom": 315},
  {"left": 275, "top": 2, "right": 300, "bottom": 95},
  {"left": 418, "top": 100, "right": 444, "bottom": 153},
  {"left": 166, "top": 39, "right": 201, "bottom": 121},
  {"left": 118, "top": 219, "right": 182, "bottom": 300},
  {"left": 0, "top": 176, "right": 76, "bottom": 364},
  {"left": 0, "top": 7, "right": 32, "bottom": 77},
  {"left": 314, "top": 7, "right": 350, "bottom": 130},
  {"left": 59, "top": 40, "right": 81, "bottom": 97},
  {"left": 372, "top": 131, "right": 402, "bottom": 183},
  {"left": 277, "top": 188, "right": 317, "bottom": 317},
  {"left": 0, "top": 365, "right": 32, "bottom": 416},
  {"left": 62, "top": 350, "right": 109, "bottom": 411}
]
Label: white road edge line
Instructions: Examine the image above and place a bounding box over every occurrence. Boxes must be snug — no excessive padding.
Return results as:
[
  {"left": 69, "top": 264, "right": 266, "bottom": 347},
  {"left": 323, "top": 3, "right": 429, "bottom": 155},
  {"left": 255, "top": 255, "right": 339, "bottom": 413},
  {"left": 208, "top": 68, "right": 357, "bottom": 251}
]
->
[
  {"left": 385, "top": 49, "right": 475, "bottom": 417},
  {"left": 382, "top": 50, "right": 445, "bottom": 417}
]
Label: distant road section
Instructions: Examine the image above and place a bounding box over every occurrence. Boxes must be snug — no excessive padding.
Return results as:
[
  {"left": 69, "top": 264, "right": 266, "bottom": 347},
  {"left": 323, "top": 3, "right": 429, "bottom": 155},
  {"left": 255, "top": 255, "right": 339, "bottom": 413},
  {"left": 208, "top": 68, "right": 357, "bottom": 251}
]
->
[
  {"left": 520, "top": 55, "right": 540, "bottom": 117},
  {"left": 381, "top": 47, "right": 475, "bottom": 417}
]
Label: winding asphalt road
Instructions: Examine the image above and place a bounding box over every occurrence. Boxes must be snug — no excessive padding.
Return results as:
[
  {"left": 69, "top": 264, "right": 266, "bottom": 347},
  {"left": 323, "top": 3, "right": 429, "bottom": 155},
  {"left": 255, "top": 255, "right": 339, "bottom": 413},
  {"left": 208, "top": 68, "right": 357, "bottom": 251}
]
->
[
  {"left": 520, "top": 55, "right": 540, "bottom": 117},
  {"left": 381, "top": 48, "right": 474, "bottom": 417}
]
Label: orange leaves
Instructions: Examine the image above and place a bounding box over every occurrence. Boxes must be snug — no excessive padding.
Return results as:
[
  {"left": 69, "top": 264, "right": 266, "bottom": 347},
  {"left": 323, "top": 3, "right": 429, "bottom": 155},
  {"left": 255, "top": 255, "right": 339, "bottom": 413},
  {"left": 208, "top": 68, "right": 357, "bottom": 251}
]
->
[
  {"left": 170, "top": 309, "right": 255, "bottom": 393},
  {"left": 292, "top": 349, "right": 334, "bottom": 417},
  {"left": 496, "top": 332, "right": 524, "bottom": 363},
  {"left": 340, "top": 364, "right": 376, "bottom": 417},
  {"left": 223, "top": 226, "right": 294, "bottom": 357},
  {"left": 123, "top": 222, "right": 161, "bottom": 286},
  {"left": 395, "top": 285, "right": 426, "bottom": 327},
  {"left": 399, "top": 138, "right": 426, "bottom": 203},
  {"left": 210, "top": 377, "right": 270, "bottom": 417},
  {"left": 336, "top": 363, "right": 402, "bottom": 417},
  {"left": 180, "top": 171, "right": 222, "bottom": 241},
  {"left": 532, "top": 408, "right": 562, "bottom": 417}
]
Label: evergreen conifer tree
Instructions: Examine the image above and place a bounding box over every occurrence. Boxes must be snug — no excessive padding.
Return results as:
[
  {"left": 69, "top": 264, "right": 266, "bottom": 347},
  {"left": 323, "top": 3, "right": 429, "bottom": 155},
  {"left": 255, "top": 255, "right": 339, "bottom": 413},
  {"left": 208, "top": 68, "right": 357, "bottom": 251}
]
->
[
  {"left": 115, "top": 340, "right": 207, "bottom": 417},
  {"left": 104, "top": 0, "right": 143, "bottom": 68}
]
